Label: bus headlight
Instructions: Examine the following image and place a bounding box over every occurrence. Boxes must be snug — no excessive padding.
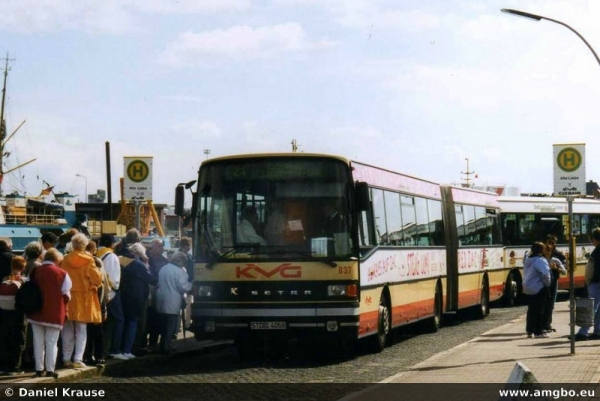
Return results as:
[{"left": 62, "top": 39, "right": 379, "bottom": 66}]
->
[
  {"left": 196, "top": 285, "right": 213, "bottom": 297},
  {"left": 328, "top": 285, "right": 347, "bottom": 296},
  {"left": 327, "top": 284, "right": 357, "bottom": 297}
]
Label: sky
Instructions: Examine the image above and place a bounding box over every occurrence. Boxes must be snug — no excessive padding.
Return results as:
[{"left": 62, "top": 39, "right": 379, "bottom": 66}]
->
[{"left": 1, "top": 0, "right": 600, "bottom": 205}]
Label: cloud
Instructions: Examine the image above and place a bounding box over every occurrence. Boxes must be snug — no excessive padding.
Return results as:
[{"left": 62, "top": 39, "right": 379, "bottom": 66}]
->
[
  {"left": 128, "top": 0, "right": 249, "bottom": 14},
  {"left": 0, "top": 0, "right": 139, "bottom": 35},
  {"left": 273, "top": 0, "right": 447, "bottom": 34},
  {"left": 0, "top": 0, "right": 248, "bottom": 35},
  {"left": 159, "top": 23, "right": 336, "bottom": 67}
]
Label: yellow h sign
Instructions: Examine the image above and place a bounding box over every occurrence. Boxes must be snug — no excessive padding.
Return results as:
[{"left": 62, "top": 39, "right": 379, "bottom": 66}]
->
[
  {"left": 124, "top": 157, "right": 153, "bottom": 201},
  {"left": 556, "top": 147, "right": 582, "bottom": 173}
]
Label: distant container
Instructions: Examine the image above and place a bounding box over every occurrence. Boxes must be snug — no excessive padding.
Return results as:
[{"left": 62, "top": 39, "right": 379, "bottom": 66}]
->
[{"left": 102, "top": 220, "right": 117, "bottom": 234}]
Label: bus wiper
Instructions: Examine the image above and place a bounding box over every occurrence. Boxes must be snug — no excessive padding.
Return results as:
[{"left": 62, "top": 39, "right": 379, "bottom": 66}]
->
[{"left": 205, "top": 245, "right": 244, "bottom": 268}]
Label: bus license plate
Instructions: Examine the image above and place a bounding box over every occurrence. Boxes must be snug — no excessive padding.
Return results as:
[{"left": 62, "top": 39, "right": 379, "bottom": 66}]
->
[{"left": 250, "top": 322, "right": 286, "bottom": 330}]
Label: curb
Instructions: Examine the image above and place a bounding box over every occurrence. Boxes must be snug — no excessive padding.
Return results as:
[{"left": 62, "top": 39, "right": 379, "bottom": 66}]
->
[{"left": 3, "top": 340, "right": 232, "bottom": 384}]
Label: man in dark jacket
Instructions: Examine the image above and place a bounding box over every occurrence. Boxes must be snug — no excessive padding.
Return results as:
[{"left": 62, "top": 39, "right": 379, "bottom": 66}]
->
[{"left": 118, "top": 243, "right": 157, "bottom": 359}]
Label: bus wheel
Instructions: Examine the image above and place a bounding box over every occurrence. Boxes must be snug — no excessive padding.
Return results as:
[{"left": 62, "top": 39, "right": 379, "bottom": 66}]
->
[
  {"left": 424, "top": 284, "right": 443, "bottom": 333},
  {"left": 369, "top": 293, "right": 390, "bottom": 353},
  {"left": 503, "top": 273, "right": 519, "bottom": 307},
  {"left": 475, "top": 279, "right": 490, "bottom": 319}
]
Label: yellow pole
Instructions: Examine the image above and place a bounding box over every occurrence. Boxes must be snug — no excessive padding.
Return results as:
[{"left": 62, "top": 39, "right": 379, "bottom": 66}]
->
[{"left": 147, "top": 200, "right": 165, "bottom": 237}]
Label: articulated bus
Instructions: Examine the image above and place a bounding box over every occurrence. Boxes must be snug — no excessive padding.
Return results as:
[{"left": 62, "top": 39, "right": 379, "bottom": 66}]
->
[
  {"left": 176, "top": 153, "right": 510, "bottom": 354},
  {"left": 498, "top": 196, "right": 600, "bottom": 299}
]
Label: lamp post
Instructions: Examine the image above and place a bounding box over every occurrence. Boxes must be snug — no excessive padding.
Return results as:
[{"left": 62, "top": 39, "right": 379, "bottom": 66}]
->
[
  {"left": 76, "top": 174, "right": 88, "bottom": 203},
  {"left": 501, "top": 8, "right": 600, "bottom": 355},
  {"left": 501, "top": 9, "right": 600, "bottom": 66},
  {"left": 204, "top": 149, "right": 211, "bottom": 160}
]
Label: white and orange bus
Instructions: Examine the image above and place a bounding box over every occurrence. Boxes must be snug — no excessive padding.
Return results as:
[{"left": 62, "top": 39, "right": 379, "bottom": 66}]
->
[
  {"left": 176, "top": 153, "right": 510, "bottom": 354},
  {"left": 498, "top": 196, "right": 600, "bottom": 299}
]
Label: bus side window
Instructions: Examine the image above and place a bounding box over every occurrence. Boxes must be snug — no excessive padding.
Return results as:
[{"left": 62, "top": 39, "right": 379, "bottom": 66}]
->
[
  {"left": 372, "top": 188, "right": 387, "bottom": 245},
  {"left": 428, "top": 199, "right": 444, "bottom": 246},
  {"left": 359, "top": 210, "right": 373, "bottom": 247}
]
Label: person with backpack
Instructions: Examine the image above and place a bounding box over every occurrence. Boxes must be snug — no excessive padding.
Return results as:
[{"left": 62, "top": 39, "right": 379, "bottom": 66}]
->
[
  {"left": 0, "top": 256, "right": 27, "bottom": 375},
  {"left": 25, "top": 248, "right": 72, "bottom": 378}
]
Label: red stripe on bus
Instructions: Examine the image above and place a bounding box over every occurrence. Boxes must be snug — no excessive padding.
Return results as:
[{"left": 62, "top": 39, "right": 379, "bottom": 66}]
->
[
  {"left": 359, "top": 282, "right": 506, "bottom": 336},
  {"left": 558, "top": 275, "right": 585, "bottom": 290}
]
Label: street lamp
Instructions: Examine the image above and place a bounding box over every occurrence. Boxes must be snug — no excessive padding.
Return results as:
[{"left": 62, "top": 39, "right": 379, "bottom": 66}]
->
[
  {"left": 204, "top": 149, "right": 211, "bottom": 160},
  {"left": 500, "top": 9, "right": 600, "bottom": 67},
  {"left": 76, "top": 174, "right": 88, "bottom": 203},
  {"left": 501, "top": 7, "right": 600, "bottom": 355}
]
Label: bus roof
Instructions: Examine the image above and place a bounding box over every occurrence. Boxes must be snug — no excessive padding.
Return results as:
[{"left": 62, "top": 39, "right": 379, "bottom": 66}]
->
[
  {"left": 498, "top": 196, "right": 600, "bottom": 214},
  {"left": 200, "top": 152, "right": 351, "bottom": 167},
  {"left": 447, "top": 185, "right": 500, "bottom": 209},
  {"left": 351, "top": 160, "right": 442, "bottom": 199},
  {"left": 199, "top": 152, "right": 505, "bottom": 203}
]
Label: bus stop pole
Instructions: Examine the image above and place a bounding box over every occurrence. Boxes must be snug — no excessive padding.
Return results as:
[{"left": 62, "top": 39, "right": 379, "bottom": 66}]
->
[
  {"left": 134, "top": 198, "right": 142, "bottom": 232},
  {"left": 568, "top": 196, "right": 575, "bottom": 354}
]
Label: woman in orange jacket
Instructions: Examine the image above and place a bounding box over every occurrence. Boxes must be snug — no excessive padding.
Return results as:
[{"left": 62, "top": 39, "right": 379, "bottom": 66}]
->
[{"left": 60, "top": 233, "right": 102, "bottom": 368}]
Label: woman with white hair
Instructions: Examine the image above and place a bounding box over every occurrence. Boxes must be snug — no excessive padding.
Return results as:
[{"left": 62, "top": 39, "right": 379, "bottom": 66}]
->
[
  {"left": 155, "top": 252, "right": 191, "bottom": 354},
  {"left": 24, "top": 241, "right": 43, "bottom": 276},
  {"left": 60, "top": 233, "right": 102, "bottom": 368}
]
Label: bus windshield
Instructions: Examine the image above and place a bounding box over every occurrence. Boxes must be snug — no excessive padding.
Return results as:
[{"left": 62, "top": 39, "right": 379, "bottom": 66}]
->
[{"left": 194, "top": 157, "right": 354, "bottom": 261}]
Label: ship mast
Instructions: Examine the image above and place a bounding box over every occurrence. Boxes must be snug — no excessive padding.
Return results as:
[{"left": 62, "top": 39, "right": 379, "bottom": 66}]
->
[
  {"left": 0, "top": 53, "right": 13, "bottom": 197},
  {"left": 0, "top": 54, "right": 36, "bottom": 197},
  {"left": 461, "top": 158, "right": 476, "bottom": 188}
]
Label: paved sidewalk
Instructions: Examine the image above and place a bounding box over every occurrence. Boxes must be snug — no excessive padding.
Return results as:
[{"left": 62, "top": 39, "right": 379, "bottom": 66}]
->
[
  {"left": 0, "top": 329, "right": 231, "bottom": 384},
  {"left": 382, "top": 299, "right": 600, "bottom": 384}
]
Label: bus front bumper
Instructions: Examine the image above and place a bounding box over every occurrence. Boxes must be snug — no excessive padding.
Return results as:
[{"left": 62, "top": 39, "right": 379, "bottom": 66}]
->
[{"left": 191, "top": 305, "right": 360, "bottom": 341}]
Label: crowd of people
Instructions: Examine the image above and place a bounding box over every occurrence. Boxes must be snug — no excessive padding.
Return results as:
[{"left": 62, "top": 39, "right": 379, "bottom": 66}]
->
[{"left": 0, "top": 229, "right": 194, "bottom": 377}]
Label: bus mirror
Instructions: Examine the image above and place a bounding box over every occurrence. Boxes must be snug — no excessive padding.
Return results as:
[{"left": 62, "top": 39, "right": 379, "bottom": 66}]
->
[
  {"left": 175, "top": 185, "right": 185, "bottom": 216},
  {"left": 355, "top": 182, "right": 370, "bottom": 211}
]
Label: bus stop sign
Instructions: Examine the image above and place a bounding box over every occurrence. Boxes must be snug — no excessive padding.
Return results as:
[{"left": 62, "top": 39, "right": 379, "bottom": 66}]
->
[
  {"left": 553, "top": 144, "right": 585, "bottom": 196},
  {"left": 124, "top": 156, "right": 153, "bottom": 200}
]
